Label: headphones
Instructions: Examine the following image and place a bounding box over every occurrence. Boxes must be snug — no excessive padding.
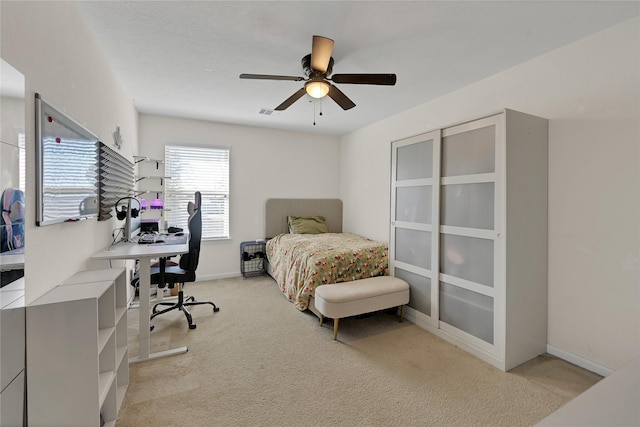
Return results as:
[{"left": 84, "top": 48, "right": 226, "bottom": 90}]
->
[{"left": 115, "top": 197, "right": 142, "bottom": 221}]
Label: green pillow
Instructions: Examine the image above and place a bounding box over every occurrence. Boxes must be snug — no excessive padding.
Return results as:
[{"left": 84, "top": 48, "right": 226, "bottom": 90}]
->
[{"left": 287, "top": 215, "right": 329, "bottom": 234}]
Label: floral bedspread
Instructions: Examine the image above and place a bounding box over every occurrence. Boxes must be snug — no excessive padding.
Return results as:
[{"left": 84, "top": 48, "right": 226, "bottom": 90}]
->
[{"left": 266, "top": 233, "right": 389, "bottom": 311}]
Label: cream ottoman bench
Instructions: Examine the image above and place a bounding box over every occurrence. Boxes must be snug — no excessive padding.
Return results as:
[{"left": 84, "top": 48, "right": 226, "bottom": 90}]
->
[{"left": 314, "top": 276, "right": 410, "bottom": 340}]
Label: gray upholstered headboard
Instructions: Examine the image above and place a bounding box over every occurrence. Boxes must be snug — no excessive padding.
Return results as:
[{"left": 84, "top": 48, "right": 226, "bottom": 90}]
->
[{"left": 265, "top": 198, "right": 342, "bottom": 238}]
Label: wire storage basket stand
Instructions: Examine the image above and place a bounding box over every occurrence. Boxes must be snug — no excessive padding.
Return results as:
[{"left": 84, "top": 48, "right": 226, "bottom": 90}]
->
[{"left": 240, "top": 241, "right": 266, "bottom": 278}]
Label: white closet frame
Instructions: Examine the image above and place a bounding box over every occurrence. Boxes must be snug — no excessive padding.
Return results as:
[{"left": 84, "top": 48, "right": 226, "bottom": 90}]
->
[{"left": 390, "top": 109, "right": 548, "bottom": 371}]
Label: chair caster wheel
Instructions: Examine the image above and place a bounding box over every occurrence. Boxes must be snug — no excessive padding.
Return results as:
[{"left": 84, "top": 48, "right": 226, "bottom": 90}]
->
[
  {"left": 213, "top": 307, "right": 220, "bottom": 312},
  {"left": 189, "top": 324, "right": 196, "bottom": 329}
]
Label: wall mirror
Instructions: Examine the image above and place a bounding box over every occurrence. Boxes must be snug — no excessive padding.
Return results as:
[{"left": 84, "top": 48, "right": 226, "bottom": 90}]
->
[{"left": 1, "top": 58, "right": 26, "bottom": 287}]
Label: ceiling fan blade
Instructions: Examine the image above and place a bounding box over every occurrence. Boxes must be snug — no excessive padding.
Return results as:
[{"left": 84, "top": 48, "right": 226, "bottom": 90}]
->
[
  {"left": 327, "top": 84, "right": 356, "bottom": 110},
  {"left": 275, "top": 87, "right": 307, "bottom": 111},
  {"left": 331, "top": 73, "right": 397, "bottom": 85},
  {"left": 311, "top": 35, "right": 334, "bottom": 73},
  {"left": 240, "top": 73, "right": 304, "bottom": 81}
]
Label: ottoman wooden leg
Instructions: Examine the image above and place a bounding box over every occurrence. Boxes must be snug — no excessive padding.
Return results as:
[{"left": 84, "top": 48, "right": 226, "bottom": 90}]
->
[
  {"left": 333, "top": 318, "right": 339, "bottom": 340},
  {"left": 399, "top": 305, "right": 404, "bottom": 322},
  {"left": 319, "top": 313, "right": 324, "bottom": 326}
]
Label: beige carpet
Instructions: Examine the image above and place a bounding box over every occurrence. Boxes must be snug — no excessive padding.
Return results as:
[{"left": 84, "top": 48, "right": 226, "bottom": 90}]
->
[{"left": 117, "top": 276, "right": 601, "bottom": 426}]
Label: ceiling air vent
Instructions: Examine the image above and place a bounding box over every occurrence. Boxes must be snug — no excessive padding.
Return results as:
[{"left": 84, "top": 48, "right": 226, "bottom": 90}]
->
[{"left": 258, "top": 108, "right": 280, "bottom": 116}]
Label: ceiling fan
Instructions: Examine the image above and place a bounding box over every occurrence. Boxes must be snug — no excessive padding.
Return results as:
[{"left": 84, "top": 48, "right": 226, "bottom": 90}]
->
[{"left": 239, "top": 35, "right": 397, "bottom": 111}]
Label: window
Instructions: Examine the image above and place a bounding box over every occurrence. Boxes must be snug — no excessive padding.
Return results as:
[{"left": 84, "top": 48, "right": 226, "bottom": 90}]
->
[{"left": 165, "top": 145, "right": 230, "bottom": 240}]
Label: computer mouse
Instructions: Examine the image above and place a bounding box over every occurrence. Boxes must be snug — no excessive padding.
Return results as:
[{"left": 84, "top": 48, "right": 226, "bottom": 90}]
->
[
  {"left": 155, "top": 239, "right": 165, "bottom": 243},
  {"left": 175, "top": 232, "right": 184, "bottom": 236}
]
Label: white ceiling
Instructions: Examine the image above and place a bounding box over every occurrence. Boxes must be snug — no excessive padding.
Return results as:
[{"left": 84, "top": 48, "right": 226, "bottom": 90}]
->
[{"left": 76, "top": 1, "right": 639, "bottom": 136}]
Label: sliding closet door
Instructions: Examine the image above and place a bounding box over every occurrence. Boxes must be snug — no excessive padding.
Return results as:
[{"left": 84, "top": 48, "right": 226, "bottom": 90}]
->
[
  {"left": 438, "top": 114, "right": 505, "bottom": 355},
  {"left": 390, "top": 130, "right": 440, "bottom": 327}
]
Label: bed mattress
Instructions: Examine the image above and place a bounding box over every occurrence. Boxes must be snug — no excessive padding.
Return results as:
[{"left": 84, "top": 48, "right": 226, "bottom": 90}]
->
[{"left": 266, "top": 232, "right": 388, "bottom": 310}]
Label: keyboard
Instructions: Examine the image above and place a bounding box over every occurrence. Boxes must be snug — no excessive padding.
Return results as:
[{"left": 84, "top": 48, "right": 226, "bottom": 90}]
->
[{"left": 138, "top": 233, "right": 160, "bottom": 244}]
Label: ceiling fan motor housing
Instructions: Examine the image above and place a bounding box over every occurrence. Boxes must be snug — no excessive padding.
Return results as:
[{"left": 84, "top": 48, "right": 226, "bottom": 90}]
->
[{"left": 302, "top": 54, "right": 333, "bottom": 77}]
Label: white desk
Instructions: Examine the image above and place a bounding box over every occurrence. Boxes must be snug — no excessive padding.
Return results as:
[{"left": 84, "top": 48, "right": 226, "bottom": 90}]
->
[
  {"left": 0, "top": 247, "right": 24, "bottom": 270},
  {"left": 93, "top": 240, "right": 188, "bottom": 363},
  {"left": 537, "top": 357, "right": 640, "bottom": 426}
]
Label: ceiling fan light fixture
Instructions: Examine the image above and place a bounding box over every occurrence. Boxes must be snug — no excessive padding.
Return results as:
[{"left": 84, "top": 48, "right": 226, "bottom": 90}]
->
[{"left": 305, "top": 80, "right": 330, "bottom": 98}]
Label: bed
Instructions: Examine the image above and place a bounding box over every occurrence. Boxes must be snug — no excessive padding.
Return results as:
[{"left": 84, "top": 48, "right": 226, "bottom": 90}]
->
[{"left": 264, "top": 198, "right": 389, "bottom": 312}]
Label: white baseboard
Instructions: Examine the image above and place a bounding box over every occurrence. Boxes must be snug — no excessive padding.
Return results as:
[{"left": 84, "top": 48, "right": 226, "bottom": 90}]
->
[
  {"left": 405, "top": 306, "right": 614, "bottom": 377},
  {"left": 546, "top": 344, "right": 614, "bottom": 377},
  {"left": 196, "top": 272, "right": 242, "bottom": 282}
]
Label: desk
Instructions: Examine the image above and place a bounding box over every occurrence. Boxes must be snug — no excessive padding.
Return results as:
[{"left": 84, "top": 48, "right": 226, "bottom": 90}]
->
[
  {"left": 1, "top": 247, "right": 25, "bottom": 288},
  {"left": 0, "top": 247, "right": 24, "bottom": 270},
  {"left": 537, "top": 357, "right": 639, "bottom": 426},
  {"left": 93, "top": 240, "right": 188, "bottom": 363}
]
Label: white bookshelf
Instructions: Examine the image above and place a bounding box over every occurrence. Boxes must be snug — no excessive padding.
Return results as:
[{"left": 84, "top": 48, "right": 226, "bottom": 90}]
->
[{"left": 27, "top": 268, "right": 128, "bottom": 427}]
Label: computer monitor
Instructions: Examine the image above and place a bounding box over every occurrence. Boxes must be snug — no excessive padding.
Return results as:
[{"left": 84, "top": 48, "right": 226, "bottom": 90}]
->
[{"left": 124, "top": 198, "right": 142, "bottom": 241}]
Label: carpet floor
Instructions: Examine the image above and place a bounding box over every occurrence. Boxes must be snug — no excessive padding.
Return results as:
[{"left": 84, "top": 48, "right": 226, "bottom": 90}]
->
[{"left": 117, "top": 276, "right": 601, "bottom": 426}]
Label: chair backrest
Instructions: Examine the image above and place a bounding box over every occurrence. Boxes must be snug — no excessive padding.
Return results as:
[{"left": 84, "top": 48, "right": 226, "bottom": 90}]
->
[
  {"left": 1, "top": 188, "right": 25, "bottom": 252},
  {"left": 178, "top": 191, "right": 202, "bottom": 278}
]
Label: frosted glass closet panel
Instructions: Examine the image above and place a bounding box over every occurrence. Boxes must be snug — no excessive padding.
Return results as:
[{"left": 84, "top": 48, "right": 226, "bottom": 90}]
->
[
  {"left": 439, "top": 119, "right": 497, "bottom": 345},
  {"left": 395, "top": 268, "right": 431, "bottom": 316},
  {"left": 440, "top": 234, "right": 494, "bottom": 287},
  {"left": 395, "top": 228, "right": 431, "bottom": 270},
  {"left": 396, "top": 140, "right": 433, "bottom": 180},
  {"left": 439, "top": 282, "right": 494, "bottom": 343},
  {"left": 396, "top": 186, "right": 432, "bottom": 224},
  {"left": 391, "top": 132, "right": 438, "bottom": 321},
  {"left": 441, "top": 183, "right": 494, "bottom": 230},
  {"left": 441, "top": 125, "right": 495, "bottom": 176}
]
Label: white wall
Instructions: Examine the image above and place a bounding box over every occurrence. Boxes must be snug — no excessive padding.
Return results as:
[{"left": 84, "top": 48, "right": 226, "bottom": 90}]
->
[
  {"left": 1, "top": 1, "right": 138, "bottom": 303},
  {"left": 139, "top": 114, "right": 340, "bottom": 279},
  {"left": 340, "top": 17, "right": 640, "bottom": 371}
]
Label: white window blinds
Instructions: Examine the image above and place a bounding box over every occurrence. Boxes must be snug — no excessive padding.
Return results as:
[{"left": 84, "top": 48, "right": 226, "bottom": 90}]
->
[
  {"left": 165, "top": 145, "right": 230, "bottom": 240},
  {"left": 98, "top": 142, "right": 134, "bottom": 221}
]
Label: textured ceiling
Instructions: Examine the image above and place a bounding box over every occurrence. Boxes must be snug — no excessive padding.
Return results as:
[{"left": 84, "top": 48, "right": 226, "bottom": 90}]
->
[{"left": 76, "top": 1, "right": 639, "bottom": 136}]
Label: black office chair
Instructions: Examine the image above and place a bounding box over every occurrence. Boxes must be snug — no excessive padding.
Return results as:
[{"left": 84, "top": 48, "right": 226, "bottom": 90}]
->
[{"left": 141, "top": 191, "right": 219, "bottom": 329}]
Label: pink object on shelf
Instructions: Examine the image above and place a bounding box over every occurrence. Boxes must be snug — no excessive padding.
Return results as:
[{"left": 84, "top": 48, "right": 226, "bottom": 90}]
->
[
  {"left": 150, "top": 199, "right": 164, "bottom": 209},
  {"left": 139, "top": 199, "right": 148, "bottom": 210}
]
